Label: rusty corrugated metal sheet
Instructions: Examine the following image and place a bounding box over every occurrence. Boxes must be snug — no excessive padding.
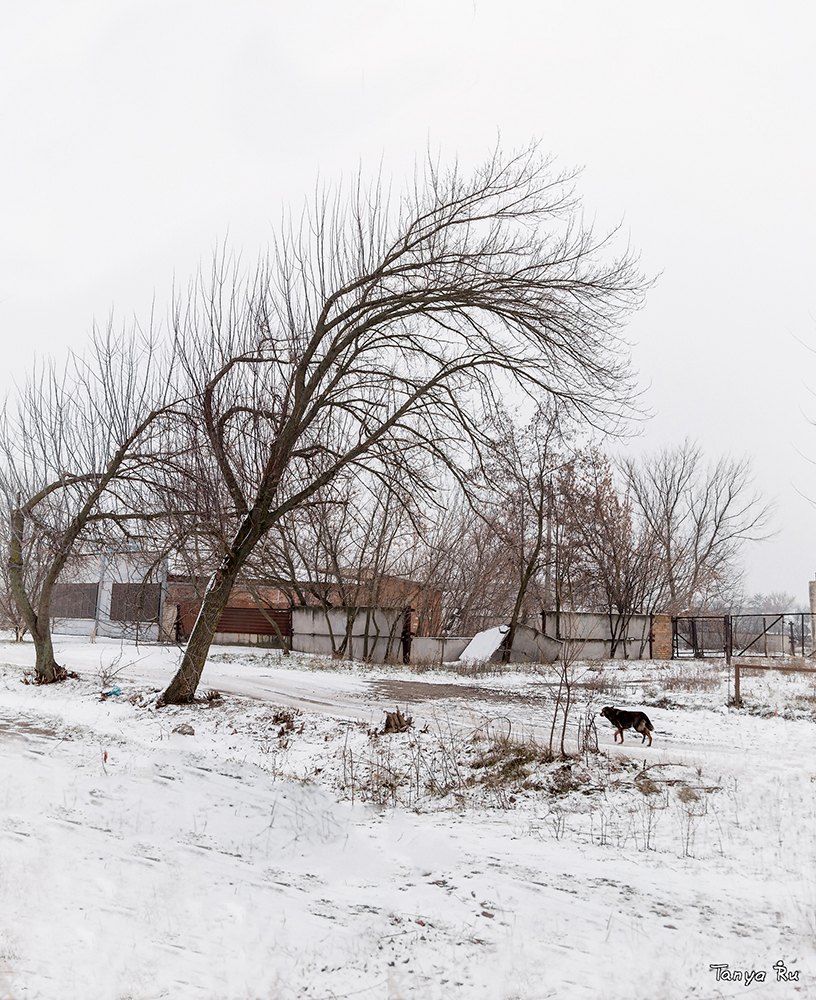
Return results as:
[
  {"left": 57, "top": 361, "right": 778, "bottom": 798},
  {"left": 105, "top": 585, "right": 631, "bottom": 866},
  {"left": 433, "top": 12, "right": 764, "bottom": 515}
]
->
[{"left": 215, "top": 606, "right": 292, "bottom": 636}]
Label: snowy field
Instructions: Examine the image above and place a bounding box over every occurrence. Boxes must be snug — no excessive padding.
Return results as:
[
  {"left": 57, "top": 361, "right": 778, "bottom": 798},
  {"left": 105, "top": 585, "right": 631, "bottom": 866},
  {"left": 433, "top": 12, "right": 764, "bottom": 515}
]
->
[{"left": 0, "top": 636, "right": 814, "bottom": 999}]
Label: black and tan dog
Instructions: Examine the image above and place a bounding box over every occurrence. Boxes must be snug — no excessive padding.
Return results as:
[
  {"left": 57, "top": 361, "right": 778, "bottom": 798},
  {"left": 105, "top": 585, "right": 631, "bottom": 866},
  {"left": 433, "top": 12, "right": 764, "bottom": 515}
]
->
[{"left": 600, "top": 706, "right": 654, "bottom": 746}]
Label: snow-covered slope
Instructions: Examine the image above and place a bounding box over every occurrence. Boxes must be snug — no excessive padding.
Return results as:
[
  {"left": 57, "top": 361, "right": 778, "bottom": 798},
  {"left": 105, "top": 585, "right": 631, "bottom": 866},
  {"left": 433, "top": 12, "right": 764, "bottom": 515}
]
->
[{"left": 0, "top": 637, "right": 812, "bottom": 999}]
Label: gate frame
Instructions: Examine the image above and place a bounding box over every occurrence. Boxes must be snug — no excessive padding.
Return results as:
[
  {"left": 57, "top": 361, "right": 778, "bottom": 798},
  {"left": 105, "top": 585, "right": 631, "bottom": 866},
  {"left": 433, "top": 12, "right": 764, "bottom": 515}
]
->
[{"left": 672, "top": 613, "right": 810, "bottom": 662}]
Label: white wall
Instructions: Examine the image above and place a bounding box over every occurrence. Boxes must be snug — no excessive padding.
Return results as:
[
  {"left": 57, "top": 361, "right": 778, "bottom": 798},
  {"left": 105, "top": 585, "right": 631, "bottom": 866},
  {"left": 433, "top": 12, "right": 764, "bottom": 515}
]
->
[
  {"left": 290, "top": 607, "right": 406, "bottom": 663},
  {"left": 542, "top": 611, "right": 653, "bottom": 659}
]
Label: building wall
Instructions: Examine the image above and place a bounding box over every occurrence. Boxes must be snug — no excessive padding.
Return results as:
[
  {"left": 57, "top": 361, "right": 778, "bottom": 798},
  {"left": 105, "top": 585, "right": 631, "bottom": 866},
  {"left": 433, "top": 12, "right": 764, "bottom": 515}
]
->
[
  {"left": 52, "top": 551, "right": 166, "bottom": 642},
  {"left": 211, "top": 631, "right": 281, "bottom": 648},
  {"left": 162, "top": 575, "right": 438, "bottom": 642}
]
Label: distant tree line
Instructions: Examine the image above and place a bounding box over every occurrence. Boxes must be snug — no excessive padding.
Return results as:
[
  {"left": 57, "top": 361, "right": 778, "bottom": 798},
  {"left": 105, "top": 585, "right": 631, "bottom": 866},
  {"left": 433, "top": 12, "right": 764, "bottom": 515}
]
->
[{"left": 0, "top": 143, "right": 771, "bottom": 701}]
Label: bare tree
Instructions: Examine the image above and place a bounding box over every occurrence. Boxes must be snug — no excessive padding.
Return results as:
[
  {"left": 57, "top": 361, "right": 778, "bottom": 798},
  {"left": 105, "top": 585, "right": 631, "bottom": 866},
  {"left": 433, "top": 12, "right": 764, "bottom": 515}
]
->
[
  {"left": 738, "top": 591, "right": 804, "bottom": 615},
  {"left": 159, "top": 145, "right": 647, "bottom": 703},
  {"left": 469, "top": 403, "right": 566, "bottom": 659},
  {"left": 560, "top": 447, "right": 661, "bottom": 654},
  {"left": 546, "top": 443, "right": 770, "bottom": 646},
  {"left": 619, "top": 440, "right": 772, "bottom": 613},
  {"left": 0, "top": 324, "right": 178, "bottom": 681},
  {"left": 255, "top": 469, "right": 420, "bottom": 658},
  {"left": 418, "top": 490, "right": 518, "bottom": 636},
  {"left": 387, "top": 486, "right": 493, "bottom": 638}
]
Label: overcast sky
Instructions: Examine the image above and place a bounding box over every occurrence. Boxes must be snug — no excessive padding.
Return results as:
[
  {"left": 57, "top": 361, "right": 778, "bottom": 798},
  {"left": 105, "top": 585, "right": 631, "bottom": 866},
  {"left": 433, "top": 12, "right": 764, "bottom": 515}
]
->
[{"left": 2, "top": 1, "right": 815, "bottom": 601}]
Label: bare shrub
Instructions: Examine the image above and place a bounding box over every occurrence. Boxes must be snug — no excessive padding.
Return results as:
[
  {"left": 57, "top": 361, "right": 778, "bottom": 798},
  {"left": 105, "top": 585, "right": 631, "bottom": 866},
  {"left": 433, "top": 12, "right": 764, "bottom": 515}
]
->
[
  {"left": 547, "top": 762, "right": 583, "bottom": 796},
  {"left": 96, "top": 650, "right": 127, "bottom": 691},
  {"left": 633, "top": 775, "right": 669, "bottom": 850},
  {"left": 547, "top": 804, "right": 569, "bottom": 840},
  {"left": 452, "top": 659, "right": 509, "bottom": 679},
  {"left": 577, "top": 708, "right": 599, "bottom": 760},
  {"left": 675, "top": 782, "right": 708, "bottom": 857},
  {"left": 271, "top": 707, "right": 300, "bottom": 732}
]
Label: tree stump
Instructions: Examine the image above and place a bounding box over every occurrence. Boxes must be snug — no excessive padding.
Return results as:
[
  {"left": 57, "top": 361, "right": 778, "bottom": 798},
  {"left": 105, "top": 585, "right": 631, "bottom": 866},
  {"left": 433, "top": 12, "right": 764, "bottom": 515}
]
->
[{"left": 383, "top": 707, "right": 413, "bottom": 734}]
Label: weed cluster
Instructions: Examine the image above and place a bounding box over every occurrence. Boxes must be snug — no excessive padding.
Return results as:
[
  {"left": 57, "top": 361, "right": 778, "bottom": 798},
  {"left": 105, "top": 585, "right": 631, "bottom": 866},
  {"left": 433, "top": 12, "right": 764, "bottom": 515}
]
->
[
  {"left": 580, "top": 666, "right": 621, "bottom": 698},
  {"left": 471, "top": 735, "right": 553, "bottom": 785},
  {"left": 650, "top": 661, "right": 723, "bottom": 693}
]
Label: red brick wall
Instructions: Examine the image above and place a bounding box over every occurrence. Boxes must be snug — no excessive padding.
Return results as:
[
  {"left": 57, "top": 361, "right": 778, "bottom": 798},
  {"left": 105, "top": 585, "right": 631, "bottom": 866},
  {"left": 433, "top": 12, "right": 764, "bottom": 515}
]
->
[{"left": 651, "top": 614, "right": 673, "bottom": 659}]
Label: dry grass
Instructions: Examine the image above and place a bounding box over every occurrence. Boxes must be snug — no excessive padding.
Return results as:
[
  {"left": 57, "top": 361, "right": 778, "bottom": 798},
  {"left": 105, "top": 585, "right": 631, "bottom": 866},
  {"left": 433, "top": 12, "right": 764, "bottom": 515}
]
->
[
  {"left": 470, "top": 734, "right": 553, "bottom": 781},
  {"left": 649, "top": 661, "right": 723, "bottom": 693},
  {"left": 580, "top": 666, "right": 622, "bottom": 697}
]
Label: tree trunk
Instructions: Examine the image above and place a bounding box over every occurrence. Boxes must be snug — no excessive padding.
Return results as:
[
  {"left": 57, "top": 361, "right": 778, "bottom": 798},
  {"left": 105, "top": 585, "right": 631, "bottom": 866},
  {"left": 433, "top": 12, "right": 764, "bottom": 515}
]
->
[
  {"left": 8, "top": 507, "right": 67, "bottom": 683},
  {"left": 161, "top": 503, "right": 274, "bottom": 703},
  {"left": 502, "top": 593, "right": 525, "bottom": 663},
  {"left": 502, "top": 541, "right": 543, "bottom": 663},
  {"left": 159, "top": 561, "right": 239, "bottom": 704},
  {"left": 30, "top": 620, "right": 67, "bottom": 683}
]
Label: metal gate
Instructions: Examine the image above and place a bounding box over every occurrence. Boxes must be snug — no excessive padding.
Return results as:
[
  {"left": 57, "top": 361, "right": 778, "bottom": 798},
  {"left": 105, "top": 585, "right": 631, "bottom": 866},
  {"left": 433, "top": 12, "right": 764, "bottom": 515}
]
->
[
  {"left": 673, "top": 616, "right": 728, "bottom": 659},
  {"left": 673, "top": 613, "right": 812, "bottom": 660}
]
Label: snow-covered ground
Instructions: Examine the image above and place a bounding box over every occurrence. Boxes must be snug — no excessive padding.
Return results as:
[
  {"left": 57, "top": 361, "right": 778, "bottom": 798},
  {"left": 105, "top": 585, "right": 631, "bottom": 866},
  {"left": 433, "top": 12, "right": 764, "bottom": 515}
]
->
[{"left": 0, "top": 636, "right": 814, "bottom": 999}]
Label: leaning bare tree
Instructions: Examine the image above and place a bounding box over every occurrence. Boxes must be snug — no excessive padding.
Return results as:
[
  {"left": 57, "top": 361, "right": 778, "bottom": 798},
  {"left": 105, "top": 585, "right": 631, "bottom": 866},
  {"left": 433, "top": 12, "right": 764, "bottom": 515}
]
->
[
  {"left": 0, "top": 324, "right": 178, "bottom": 682},
  {"left": 160, "top": 144, "right": 647, "bottom": 704}
]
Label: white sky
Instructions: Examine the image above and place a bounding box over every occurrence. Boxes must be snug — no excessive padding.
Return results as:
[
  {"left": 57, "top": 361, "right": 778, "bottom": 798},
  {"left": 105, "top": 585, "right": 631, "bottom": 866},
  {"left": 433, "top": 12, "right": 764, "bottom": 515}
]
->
[{"left": 2, "top": 1, "right": 815, "bottom": 600}]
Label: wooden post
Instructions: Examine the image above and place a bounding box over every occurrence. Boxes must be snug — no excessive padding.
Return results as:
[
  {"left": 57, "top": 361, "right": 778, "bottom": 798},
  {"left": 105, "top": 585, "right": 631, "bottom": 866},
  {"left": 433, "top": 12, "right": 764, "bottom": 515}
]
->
[
  {"left": 734, "top": 661, "right": 741, "bottom": 704},
  {"left": 724, "top": 614, "right": 732, "bottom": 666}
]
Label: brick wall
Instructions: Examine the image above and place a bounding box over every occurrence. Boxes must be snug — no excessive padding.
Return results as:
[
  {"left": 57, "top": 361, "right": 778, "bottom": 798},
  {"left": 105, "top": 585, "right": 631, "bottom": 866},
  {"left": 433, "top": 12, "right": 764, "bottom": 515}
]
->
[{"left": 651, "top": 614, "right": 673, "bottom": 659}]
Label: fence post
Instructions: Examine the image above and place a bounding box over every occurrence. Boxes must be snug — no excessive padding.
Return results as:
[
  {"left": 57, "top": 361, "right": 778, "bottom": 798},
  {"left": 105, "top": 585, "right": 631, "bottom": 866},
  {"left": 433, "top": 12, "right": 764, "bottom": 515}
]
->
[
  {"left": 724, "top": 615, "right": 732, "bottom": 666},
  {"left": 734, "top": 661, "right": 741, "bottom": 705}
]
